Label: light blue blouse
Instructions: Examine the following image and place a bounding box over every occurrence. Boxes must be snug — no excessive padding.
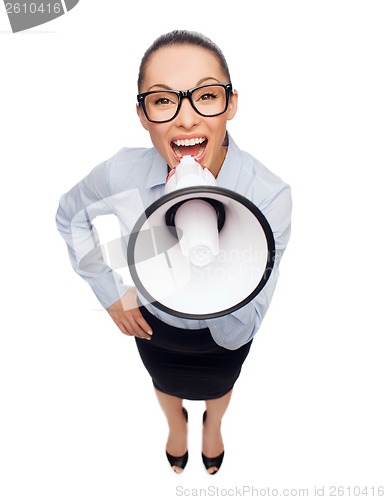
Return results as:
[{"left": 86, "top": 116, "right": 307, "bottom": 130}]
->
[{"left": 56, "top": 134, "right": 292, "bottom": 350}]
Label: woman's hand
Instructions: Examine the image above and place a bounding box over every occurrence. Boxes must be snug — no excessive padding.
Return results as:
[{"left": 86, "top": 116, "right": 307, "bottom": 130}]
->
[{"left": 106, "top": 287, "right": 153, "bottom": 340}]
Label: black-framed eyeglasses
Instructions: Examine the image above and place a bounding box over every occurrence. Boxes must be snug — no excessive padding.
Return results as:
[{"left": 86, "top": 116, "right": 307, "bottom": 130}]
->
[{"left": 137, "top": 83, "right": 233, "bottom": 123}]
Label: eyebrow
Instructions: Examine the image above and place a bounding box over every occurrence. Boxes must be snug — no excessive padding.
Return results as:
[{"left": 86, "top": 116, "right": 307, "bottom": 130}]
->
[{"left": 147, "top": 77, "right": 221, "bottom": 92}]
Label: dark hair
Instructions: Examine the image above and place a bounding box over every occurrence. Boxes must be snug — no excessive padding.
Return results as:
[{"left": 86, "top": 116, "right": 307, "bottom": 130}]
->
[{"left": 137, "top": 30, "right": 231, "bottom": 92}]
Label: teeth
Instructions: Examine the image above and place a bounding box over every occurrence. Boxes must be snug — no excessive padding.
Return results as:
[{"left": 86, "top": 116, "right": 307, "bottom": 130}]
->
[{"left": 173, "top": 137, "right": 206, "bottom": 147}]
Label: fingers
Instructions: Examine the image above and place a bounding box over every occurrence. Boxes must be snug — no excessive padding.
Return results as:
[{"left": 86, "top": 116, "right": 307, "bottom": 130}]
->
[
  {"left": 108, "top": 307, "right": 153, "bottom": 340},
  {"left": 107, "top": 288, "right": 153, "bottom": 340},
  {"left": 134, "top": 314, "right": 154, "bottom": 340},
  {"left": 121, "top": 310, "right": 153, "bottom": 340}
]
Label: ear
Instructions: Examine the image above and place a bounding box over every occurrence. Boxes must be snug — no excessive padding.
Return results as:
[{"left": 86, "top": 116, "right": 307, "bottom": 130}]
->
[
  {"left": 226, "top": 89, "right": 238, "bottom": 121},
  {"left": 137, "top": 104, "right": 150, "bottom": 131}
]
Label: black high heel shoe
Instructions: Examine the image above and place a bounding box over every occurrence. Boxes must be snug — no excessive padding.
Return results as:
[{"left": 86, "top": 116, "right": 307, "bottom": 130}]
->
[
  {"left": 202, "top": 410, "right": 225, "bottom": 475},
  {"left": 166, "top": 407, "right": 188, "bottom": 473}
]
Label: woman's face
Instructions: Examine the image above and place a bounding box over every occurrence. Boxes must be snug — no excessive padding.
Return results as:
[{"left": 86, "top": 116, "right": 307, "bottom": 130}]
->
[{"left": 137, "top": 44, "right": 238, "bottom": 177}]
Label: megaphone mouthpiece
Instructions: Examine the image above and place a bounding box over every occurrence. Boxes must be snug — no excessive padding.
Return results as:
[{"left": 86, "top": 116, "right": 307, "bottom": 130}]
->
[{"left": 165, "top": 156, "right": 216, "bottom": 194}]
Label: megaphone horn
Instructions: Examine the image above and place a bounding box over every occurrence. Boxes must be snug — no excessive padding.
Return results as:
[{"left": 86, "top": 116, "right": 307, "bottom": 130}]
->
[{"left": 127, "top": 156, "right": 275, "bottom": 319}]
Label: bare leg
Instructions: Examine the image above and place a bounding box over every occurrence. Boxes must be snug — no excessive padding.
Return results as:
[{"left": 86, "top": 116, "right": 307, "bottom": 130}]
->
[
  {"left": 155, "top": 388, "right": 188, "bottom": 473},
  {"left": 203, "top": 389, "right": 233, "bottom": 474}
]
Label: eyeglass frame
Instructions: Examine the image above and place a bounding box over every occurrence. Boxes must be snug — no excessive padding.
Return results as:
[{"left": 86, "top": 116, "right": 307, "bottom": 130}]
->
[{"left": 137, "top": 83, "right": 233, "bottom": 123}]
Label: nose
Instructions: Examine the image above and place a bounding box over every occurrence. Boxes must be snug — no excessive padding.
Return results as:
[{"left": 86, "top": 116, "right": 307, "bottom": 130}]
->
[{"left": 174, "top": 97, "right": 200, "bottom": 129}]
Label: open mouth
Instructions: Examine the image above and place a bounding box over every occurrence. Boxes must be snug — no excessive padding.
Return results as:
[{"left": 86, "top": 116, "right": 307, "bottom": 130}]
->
[{"left": 171, "top": 137, "right": 207, "bottom": 160}]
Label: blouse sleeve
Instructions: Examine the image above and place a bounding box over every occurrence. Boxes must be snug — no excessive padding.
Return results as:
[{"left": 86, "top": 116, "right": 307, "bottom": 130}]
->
[{"left": 55, "top": 156, "right": 130, "bottom": 308}]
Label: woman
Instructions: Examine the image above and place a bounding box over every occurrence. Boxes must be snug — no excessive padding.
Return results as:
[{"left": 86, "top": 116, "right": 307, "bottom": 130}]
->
[{"left": 56, "top": 30, "right": 292, "bottom": 474}]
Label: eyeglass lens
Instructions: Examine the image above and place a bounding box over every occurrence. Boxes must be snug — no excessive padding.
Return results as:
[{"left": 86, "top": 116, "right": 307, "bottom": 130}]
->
[{"left": 143, "top": 85, "right": 228, "bottom": 122}]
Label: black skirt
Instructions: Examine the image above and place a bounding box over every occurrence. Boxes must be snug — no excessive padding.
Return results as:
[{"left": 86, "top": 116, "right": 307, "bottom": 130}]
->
[{"left": 135, "top": 305, "right": 252, "bottom": 401}]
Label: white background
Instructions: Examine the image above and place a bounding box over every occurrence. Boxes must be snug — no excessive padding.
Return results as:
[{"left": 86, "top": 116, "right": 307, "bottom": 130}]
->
[{"left": 1, "top": 1, "right": 385, "bottom": 498}]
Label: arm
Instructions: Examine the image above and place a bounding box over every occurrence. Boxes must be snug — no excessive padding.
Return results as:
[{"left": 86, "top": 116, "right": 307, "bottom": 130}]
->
[{"left": 55, "top": 155, "right": 152, "bottom": 339}]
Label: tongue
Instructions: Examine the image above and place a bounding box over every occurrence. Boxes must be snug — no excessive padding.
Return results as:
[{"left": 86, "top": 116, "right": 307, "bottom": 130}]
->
[{"left": 178, "top": 143, "right": 202, "bottom": 157}]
